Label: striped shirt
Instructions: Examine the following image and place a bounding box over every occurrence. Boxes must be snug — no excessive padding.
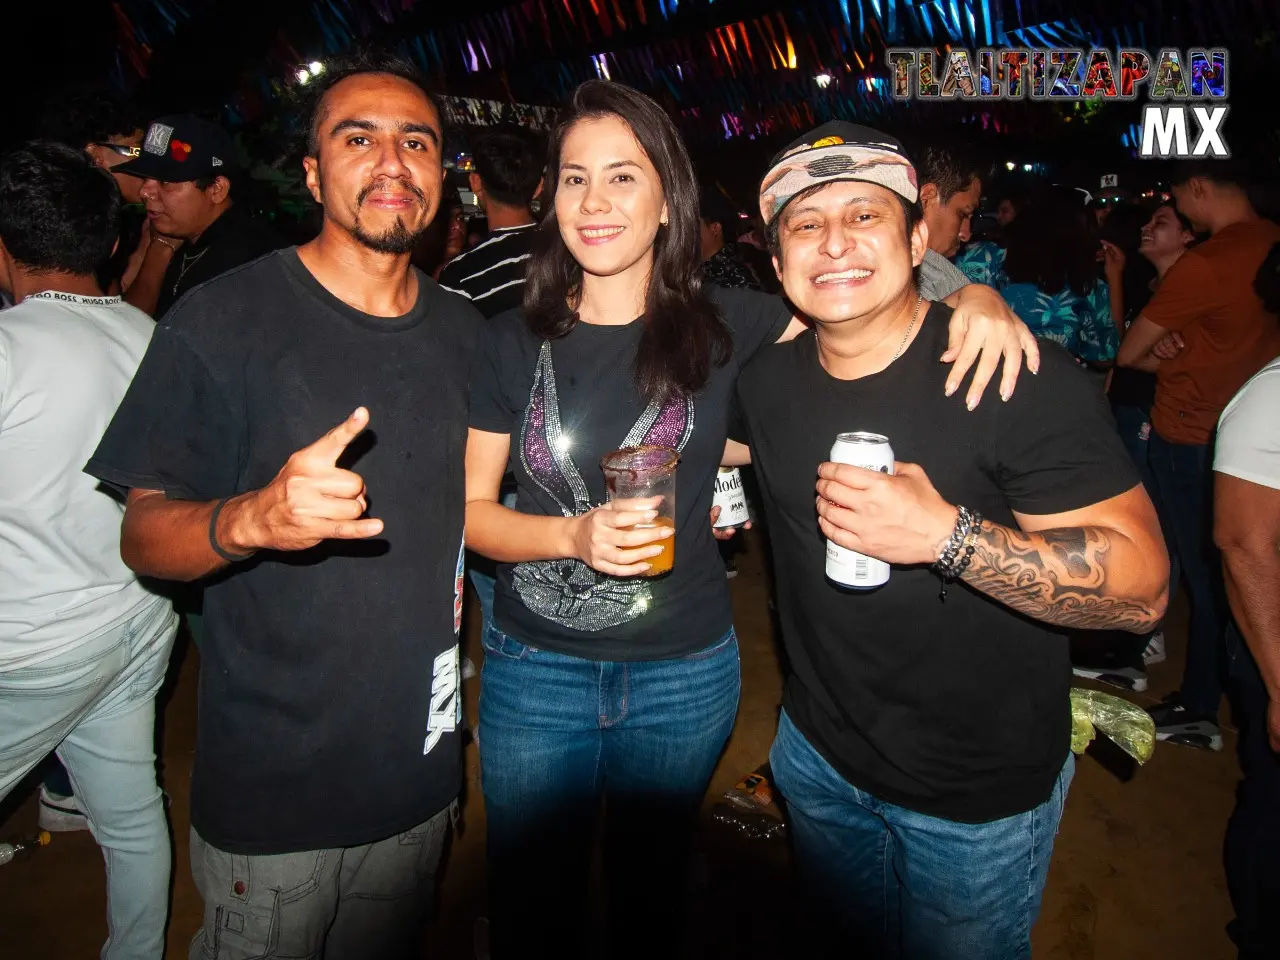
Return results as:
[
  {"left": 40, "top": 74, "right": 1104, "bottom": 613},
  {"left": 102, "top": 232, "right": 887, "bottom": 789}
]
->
[{"left": 437, "top": 224, "right": 537, "bottom": 319}]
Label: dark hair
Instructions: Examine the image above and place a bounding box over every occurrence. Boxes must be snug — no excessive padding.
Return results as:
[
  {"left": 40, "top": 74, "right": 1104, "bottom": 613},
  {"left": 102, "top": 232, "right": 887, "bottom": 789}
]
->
[
  {"left": 994, "top": 181, "right": 1027, "bottom": 212},
  {"left": 1162, "top": 201, "right": 1198, "bottom": 238},
  {"left": 1255, "top": 242, "right": 1280, "bottom": 316},
  {"left": 699, "top": 186, "right": 741, "bottom": 231},
  {"left": 1099, "top": 200, "right": 1149, "bottom": 250},
  {"left": 523, "top": 81, "right": 731, "bottom": 404},
  {"left": 36, "top": 86, "right": 144, "bottom": 148},
  {"left": 299, "top": 48, "right": 444, "bottom": 157},
  {"left": 191, "top": 172, "right": 238, "bottom": 194},
  {"left": 473, "top": 125, "right": 543, "bottom": 208},
  {"left": 912, "top": 142, "right": 986, "bottom": 204},
  {"left": 1003, "top": 186, "right": 1098, "bottom": 297},
  {"left": 0, "top": 141, "right": 121, "bottom": 274},
  {"left": 765, "top": 183, "right": 922, "bottom": 257},
  {"left": 1167, "top": 157, "right": 1253, "bottom": 191}
]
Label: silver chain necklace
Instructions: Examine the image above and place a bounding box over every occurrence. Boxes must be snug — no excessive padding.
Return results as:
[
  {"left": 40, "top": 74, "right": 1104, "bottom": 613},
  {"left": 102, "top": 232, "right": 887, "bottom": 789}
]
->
[
  {"left": 172, "top": 247, "right": 211, "bottom": 295},
  {"left": 891, "top": 294, "right": 926, "bottom": 362}
]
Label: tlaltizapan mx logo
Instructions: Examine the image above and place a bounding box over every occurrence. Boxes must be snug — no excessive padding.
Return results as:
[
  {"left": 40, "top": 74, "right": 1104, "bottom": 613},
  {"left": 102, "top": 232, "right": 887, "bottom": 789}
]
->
[{"left": 885, "top": 48, "right": 1229, "bottom": 159}]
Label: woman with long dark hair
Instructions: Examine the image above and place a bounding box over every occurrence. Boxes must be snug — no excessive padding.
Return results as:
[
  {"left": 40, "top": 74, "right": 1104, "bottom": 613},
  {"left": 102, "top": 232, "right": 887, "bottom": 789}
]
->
[
  {"left": 1000, "top": 186, "right": 1123, "bottom": 366},
  {"left": 465, "top": 80, "right": 1036, "bottom": 957}
]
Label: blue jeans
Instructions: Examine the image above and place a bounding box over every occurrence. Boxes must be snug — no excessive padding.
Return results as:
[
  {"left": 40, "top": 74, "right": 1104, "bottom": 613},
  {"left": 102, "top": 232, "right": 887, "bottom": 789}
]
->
[
  {"left": 1107, "top": 404, "right": 1179, "bottom": 664},
  {"left": 468, "top": 568, "right": 496, "bottom": 634},
  {"left": 1147, "top": 432, "right": 1227, "bottom": 715},
  {"left": 0, "top": 596, "right": 178, "bottom": 960},
  {"left": 479, "top": 623, "right": 741, "bottom": 959},
  {"left": 770, "top": 710, "right": 1074, "bottom": 959}
]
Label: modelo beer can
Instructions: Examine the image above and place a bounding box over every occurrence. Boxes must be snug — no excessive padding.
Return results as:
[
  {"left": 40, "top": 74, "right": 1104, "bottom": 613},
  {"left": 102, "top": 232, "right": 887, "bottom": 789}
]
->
[
  {"left": 712, "top": 467, "right": 752, "bottom": 527},
  {"left": 825, "top": 432, "right": 894, "bottom": 588}
]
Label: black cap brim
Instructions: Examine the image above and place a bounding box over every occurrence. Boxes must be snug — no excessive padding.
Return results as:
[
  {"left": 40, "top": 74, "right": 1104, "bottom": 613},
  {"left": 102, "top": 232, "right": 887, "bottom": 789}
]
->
[{"left": 115, "top": 152, "right": 213, "bottom": 183}]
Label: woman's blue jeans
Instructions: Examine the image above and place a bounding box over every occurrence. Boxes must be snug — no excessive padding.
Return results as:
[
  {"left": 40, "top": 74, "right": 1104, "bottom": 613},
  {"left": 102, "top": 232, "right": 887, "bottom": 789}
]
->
[{"left": 478, "top": 623, "right": 741, "bottom": 959}]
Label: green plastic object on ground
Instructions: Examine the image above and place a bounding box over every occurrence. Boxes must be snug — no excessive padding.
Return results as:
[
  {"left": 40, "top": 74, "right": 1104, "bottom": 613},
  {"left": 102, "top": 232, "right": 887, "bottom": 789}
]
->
[{"left": 1070, "top": 687, "right": 1156, "bottom": 763}]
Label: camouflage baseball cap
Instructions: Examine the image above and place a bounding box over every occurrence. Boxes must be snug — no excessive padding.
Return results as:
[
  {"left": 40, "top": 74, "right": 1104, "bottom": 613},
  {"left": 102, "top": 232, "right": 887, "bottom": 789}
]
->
[{"left": 759, "top": 121, "right": 918, "bottom": 227}]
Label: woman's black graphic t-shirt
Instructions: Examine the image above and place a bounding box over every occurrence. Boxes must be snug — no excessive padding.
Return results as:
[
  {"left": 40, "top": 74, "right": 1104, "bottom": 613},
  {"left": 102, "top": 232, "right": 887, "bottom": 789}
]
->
[{"left": 469, "top": 287, "right": 791, "bottom": 661}]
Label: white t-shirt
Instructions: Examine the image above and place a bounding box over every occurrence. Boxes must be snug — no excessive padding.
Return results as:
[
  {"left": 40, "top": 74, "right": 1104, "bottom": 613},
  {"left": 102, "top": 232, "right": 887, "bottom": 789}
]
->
[
  {"left": 1214, "top": 355, "right": 1280, "bottom": 490},
  {"left": 0, "top": 291, "right": 160, "bottom": 668}
]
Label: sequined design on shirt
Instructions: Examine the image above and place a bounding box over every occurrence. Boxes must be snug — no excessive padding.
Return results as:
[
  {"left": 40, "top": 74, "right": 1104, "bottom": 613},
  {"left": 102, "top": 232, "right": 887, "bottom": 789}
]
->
[{"left": 512, "top": 340, "right": 694, "bottom": 632}]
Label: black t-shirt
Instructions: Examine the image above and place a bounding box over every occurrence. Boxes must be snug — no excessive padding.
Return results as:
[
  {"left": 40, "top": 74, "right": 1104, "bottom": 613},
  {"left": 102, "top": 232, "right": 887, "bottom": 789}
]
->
[
  {"left": 469, "top": 286, "right": 792, "bottom": 661},
  {"left": 732, "top": 303, "right": 1139, "bottom": 823},
  {"left": 155, "top": 205, "right": 285, "bottom": 319},
  {"left": 86, "top": 249, "right": 480, "bottom": 854}
]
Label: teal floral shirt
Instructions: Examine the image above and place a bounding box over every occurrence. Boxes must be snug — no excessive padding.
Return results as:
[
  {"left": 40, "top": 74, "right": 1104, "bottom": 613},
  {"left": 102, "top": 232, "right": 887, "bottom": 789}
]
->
[
  {"left": 954, "top": 242, "right": 1118, "bottom": 363},
  {"left": 955, "top": 240, "right": 1009, "bottom": 289}
]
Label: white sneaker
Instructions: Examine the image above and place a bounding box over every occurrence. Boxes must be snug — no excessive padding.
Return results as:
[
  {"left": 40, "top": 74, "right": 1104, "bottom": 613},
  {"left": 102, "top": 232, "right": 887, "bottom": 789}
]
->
[
  {"left": 37, "top": 785, "right": 89, "bottom": 833},
  {"left": 1143, "top": 632, "right": 1167, "bottom": 666},
  {"left": 1072, "top": 664, "right": 1148, "bottom": 693}
]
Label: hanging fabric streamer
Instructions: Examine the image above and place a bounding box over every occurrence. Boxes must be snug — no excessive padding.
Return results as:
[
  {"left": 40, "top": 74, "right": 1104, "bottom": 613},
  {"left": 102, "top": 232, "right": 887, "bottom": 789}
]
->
[{"left": 106, "top": 0, "right": 1265, "bottom": 152}]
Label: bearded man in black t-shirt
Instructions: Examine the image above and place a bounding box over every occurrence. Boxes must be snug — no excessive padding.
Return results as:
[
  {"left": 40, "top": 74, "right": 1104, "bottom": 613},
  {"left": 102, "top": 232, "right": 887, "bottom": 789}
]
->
[
  {"left": 86, "top": 52, "right": 482, "bottom": 959},
  {"left": 728, "top": 122, "right": 1170, "bottom": 958}
]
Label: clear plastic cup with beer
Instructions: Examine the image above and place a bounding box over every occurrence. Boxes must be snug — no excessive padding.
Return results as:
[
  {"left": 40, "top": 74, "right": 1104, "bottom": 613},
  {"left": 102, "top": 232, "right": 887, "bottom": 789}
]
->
[{"left": 600, "top": 445, "right": 679, "bottom": 577}]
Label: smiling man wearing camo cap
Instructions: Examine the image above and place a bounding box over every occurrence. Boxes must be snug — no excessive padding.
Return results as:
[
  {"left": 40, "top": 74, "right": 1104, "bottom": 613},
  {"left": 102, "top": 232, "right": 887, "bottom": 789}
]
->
[
  {"left": 726, "top": 120, "right": 1169, "bottom": 957},
  {"left": 760, "top": 120, "right": 970, "bottom": 301}
]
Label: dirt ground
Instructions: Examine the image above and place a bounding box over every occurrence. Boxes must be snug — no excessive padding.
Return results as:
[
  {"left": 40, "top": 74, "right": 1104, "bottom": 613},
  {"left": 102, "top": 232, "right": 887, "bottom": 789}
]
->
[{"left": 0, "top": 531, "right": 1238, "bottom": 958}]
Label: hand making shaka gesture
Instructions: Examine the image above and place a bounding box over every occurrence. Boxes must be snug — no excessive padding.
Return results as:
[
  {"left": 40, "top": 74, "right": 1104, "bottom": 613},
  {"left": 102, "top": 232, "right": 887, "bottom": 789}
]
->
[{"left": 229, "top": 407, "right": 384, "bottom": 552}]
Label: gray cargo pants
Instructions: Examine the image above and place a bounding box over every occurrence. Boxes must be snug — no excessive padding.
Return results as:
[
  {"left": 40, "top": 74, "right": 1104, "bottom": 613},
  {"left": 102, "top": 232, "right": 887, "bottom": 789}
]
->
[{"left": 188, "top": 801, "right": 456, "bottom": 959}]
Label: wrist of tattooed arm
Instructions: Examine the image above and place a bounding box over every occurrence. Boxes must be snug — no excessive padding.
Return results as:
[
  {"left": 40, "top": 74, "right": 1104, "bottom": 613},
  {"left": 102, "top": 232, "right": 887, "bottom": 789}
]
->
[{"left": 960, "top": 519, "right": 1164, "bottom": 633}]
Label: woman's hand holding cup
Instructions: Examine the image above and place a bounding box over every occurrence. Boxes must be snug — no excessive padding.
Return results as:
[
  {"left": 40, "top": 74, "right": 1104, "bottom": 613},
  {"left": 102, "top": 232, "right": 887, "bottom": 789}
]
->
[{"left": 570, "top": 496, "right": 673, "bottom": 577}]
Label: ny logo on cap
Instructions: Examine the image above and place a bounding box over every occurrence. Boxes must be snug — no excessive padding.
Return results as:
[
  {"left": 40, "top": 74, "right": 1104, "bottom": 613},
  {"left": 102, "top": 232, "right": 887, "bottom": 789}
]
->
[{"left": 143, "top": 123, "right": 175, "bottom": 156}]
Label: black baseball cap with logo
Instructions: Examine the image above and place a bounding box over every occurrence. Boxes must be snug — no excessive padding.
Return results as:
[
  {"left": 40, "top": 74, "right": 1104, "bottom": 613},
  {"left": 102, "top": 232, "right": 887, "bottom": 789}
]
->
[
  {"left": 115, "top": 115, "right": 238, "bottom": 183},
  {"left": 758, "top": 120, "right": 919, "bottom": 228}
]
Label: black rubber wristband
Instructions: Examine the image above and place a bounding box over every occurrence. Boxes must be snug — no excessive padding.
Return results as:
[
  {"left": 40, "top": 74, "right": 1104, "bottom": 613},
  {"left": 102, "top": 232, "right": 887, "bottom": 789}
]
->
[{"left": 209, "top": 498, "right": 254, "bottom": 563}]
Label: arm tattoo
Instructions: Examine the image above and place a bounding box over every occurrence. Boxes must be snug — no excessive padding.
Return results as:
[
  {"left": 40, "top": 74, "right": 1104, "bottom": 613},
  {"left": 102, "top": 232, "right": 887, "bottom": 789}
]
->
[{"left": 962, "top": 520, "right": 1161, "bottom": 632}]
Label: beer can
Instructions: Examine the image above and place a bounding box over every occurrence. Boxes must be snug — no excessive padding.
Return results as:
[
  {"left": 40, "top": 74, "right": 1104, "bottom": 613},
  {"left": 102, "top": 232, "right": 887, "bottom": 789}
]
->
[
  {"left": 825, "top": 432, "right": 894, "bottom": 588},
  {"left": 712, "top": 467, "right": 752, "bottom": 527}
]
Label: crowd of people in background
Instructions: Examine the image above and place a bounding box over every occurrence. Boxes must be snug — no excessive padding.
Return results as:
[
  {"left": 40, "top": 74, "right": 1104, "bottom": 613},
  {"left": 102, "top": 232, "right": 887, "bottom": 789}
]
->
[{"left": 1, "top": 46, "right": 1278, "bottom": 960}]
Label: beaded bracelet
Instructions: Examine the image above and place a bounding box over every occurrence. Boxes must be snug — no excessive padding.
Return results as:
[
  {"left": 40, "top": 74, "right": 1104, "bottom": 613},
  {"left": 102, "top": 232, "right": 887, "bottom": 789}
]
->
[
  {"left": 933, "top": 507, "right": 983, "bottom": 602},
  {"left": 954, "top": 515, "right": 983, "bottom": 578},
  {"left": 935, "top": 506, "right": 971, "bottom": 572}
]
